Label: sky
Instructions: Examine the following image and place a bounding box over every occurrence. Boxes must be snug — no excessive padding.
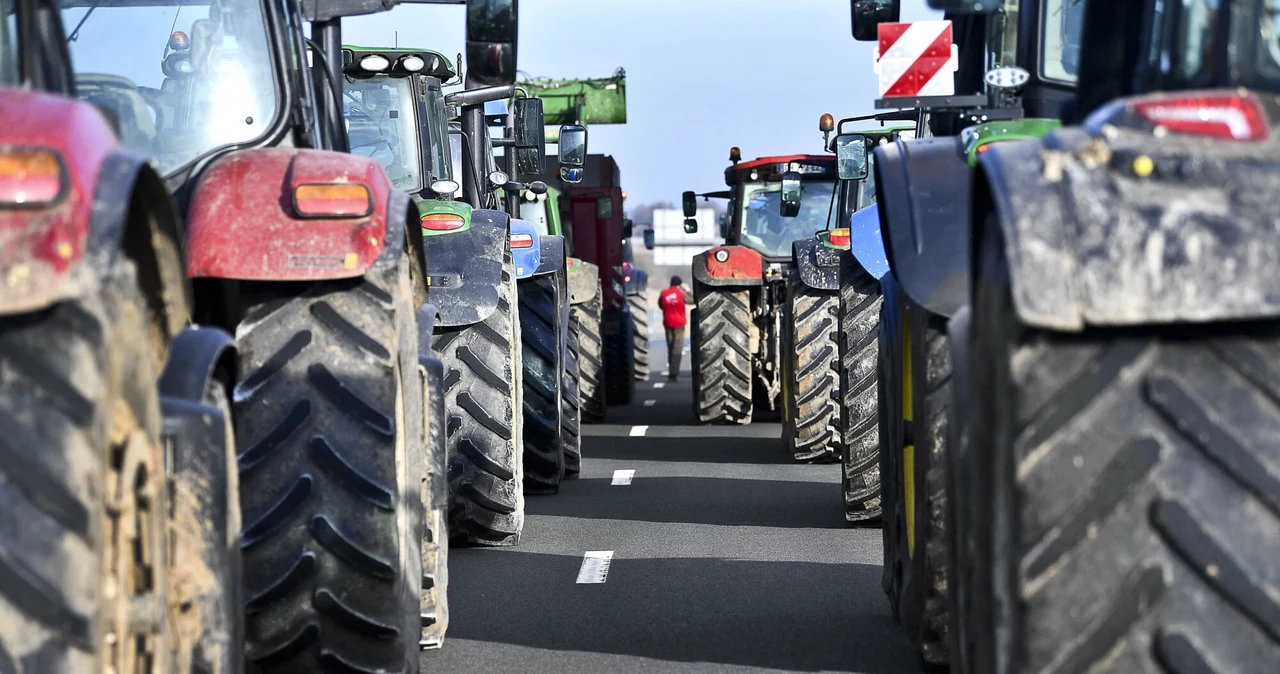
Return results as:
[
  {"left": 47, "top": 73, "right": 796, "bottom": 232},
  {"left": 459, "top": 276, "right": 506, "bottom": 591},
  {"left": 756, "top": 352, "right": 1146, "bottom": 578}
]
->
[{"left": 344, "top": 1, "right": 942, "bottom": 213}]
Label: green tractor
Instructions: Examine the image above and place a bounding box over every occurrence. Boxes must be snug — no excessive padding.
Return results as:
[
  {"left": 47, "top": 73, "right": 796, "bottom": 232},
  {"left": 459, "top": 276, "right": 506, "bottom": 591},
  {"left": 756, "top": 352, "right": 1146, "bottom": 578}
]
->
[
  {"left": 945, "top": 0, "right": 1280, "bottom": 671},
  {"left": 849, "top": 0, "right": 1083, "bottom": 666}
]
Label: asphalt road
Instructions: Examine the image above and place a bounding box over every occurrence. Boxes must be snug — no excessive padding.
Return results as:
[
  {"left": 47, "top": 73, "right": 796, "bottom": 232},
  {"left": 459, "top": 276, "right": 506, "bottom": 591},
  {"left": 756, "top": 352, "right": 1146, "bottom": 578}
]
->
[{"left": 423, "top": 336, "right": 919, "bottom": 673}]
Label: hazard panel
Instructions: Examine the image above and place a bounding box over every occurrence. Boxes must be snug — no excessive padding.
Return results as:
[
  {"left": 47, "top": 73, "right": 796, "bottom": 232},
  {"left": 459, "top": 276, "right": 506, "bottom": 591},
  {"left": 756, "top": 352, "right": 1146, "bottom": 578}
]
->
[{"left": 873, "top": 21, "right": 958, "bottom": 98}]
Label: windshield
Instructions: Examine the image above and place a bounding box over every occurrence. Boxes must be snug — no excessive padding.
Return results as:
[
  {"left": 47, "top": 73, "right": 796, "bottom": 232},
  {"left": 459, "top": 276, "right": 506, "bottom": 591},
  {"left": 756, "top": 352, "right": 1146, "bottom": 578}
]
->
[
  {"left": 343, "top": 75, "right": 421, "bottom": 191},
  {"left": 424, "top": 83, "right": 451, "bottom": 182},
  {"left": 1041, "top": 0, "right": 1086, "bottom": 82},
  {"left": 1263, "top": 0, "right": 1280, "bottom": 75},
  {"left": 520, "top": 199, "right": 550, "bottom": 235},
  {"left": 739, "top": 180, "right": 836, "bottom": 258},
  {"left": 987, "top": 0, "right": 1019, "bottom": 70},
  {"left": 62, "top": 0, "right": 279, "bottom": 176},
  {"left": 859, "top": 153, "right": 877, "bottom": 210}
]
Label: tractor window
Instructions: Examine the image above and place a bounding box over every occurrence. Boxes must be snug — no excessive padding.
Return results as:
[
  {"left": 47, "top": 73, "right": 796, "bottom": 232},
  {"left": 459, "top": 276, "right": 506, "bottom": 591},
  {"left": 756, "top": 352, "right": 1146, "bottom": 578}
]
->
[
  {"left": 343, "top": 75, "right": 422, "bottom": 192},
  {"left": 449, "top": 126, "right": 464, "bottom": 194},
  {"left": 1262, "top": 0, "right": 1280, "bottom": 74},
  {"left": 1041, "top": 0, "right": 1086, "bottom": 82},
  {"left": 520, "top": 199, "right": 550, "bottom": 235},
  {"left": 61, "top": 0, "right": 281, "bottom": 177},
  {"left": 423, "top": 81, "right": 451, "bottom": 182},
  {"left": 859, "top": 153, "right": 878, "bottom": 210},
  {"left": 986, "top": 0, "right": 1019, "bottom": 70},
  {"left": 739, "top": 180, "right": 837, "bottom": 258}
]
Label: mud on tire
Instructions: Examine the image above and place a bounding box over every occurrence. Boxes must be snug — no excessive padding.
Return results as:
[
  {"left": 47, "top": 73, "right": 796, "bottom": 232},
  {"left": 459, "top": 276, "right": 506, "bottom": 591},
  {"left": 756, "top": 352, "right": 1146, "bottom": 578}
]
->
[
  {"left": 958, "top": 221, "right": 1280, "bottom": 674},
  {"left": 571, "top": 285, "right": 606, "bottom": 423},
  {"left": 782, "top": 275, "right": 841, "bottom": 463},
  {"left": 518, "top": 273, "right": 565, "bottom": 495},
  {"left": 235, "top": 259, "right": 424, "bottom": 673},
  {"left": 629, "top": 293, "right": 651, "bottom": 381},
  {"left": 838, "top": 261, "right": 883, "bottom": 522},
  {"left": 0, "top": 261, "right": 171, "bottom": 674},
  {"left": 562, "top": 314, "right": 583, "bottom": 479},
  {"left": 692, "top": 283, "right": 752, "bottom": 424},
  {"left": 433, "top": 250, "right": 525, "bottom": 547}
]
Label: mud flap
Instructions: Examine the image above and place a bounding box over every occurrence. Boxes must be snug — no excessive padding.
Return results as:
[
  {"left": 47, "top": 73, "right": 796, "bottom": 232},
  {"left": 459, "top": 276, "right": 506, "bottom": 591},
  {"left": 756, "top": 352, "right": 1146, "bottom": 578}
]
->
[
  {"left": 422, "top": 208, "right": 509, "bottom": 327},
  {"left": 793, "top": 237, "right": 842, "bottom": 291}
]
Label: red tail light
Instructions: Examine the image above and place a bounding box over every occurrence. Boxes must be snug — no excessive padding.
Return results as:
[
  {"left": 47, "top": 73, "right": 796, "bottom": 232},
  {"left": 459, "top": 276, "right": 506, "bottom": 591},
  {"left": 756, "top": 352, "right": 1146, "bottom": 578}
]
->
[
  {"left": 293, "top": 183, "right": 373, "bottom": 218},
  {"left": 421, "top": 213, "right": 465, "bottom": 231},
  {"left": 0, "top": 149, "right": 64, "bottom": 206},
  {"left": 511, "top": 233, "right": 534, "bottom": 248},
  {"left": 1133, "top": 93, "right": 1269, "bottom": 141},
  {"left": 828, "top": 228, "right": 851, "bottom": 248},
  {"left": 975, "top": 140, "right": 1011, "bottom": 155}
]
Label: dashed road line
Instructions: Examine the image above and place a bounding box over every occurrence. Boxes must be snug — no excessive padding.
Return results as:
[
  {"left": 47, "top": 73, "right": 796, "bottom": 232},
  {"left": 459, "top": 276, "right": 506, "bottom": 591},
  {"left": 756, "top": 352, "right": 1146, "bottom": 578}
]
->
[
  {"left": 611, "top": 469, "right": 635, "bottom": 485},
  {"left": 654, "top": 382, "right": 666, "bottom": 389},
  {"left": 629, "top": 425, "right": 648, "bottom": 437},
  {"left": 576, "top": 551, "right": 614, "bottom": 584},
  {"left": 643, "top": 399, "right": 656, "bottom": 407}
]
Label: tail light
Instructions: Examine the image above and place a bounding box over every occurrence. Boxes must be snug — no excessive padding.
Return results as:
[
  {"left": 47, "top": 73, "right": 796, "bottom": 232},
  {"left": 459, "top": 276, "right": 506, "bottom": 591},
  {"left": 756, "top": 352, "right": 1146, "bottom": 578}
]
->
[
  {"left": 975, "top": 140, "right": 1012, "bottom": 155},
  {"left": 511, "top": 233, "right": 534, "bottom": 248},
  {"left": 293, "top": 183, "right": 373, "bottom": 218},
  {"left": 623, "top": 261, "right": 632, "bottom": 281},
  {"left": 1133, "top": 93, "right": 1269, "bottom": 141},
  {"left": 0, "top": 149, "right": 64, "bottom": 206},
  {"left": 421, "top": 213, "right": 465, "bottom": 231},
  {"left": 828, "top": 228, "right": 851, "bottom": 248}
]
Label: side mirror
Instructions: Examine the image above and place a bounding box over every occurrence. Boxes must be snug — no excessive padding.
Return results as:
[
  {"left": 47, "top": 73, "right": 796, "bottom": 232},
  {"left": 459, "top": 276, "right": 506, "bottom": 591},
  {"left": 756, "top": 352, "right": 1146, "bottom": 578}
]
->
[
  {"left": 558, "top": 124, "right": 587, "bottom": 168},
  {"left": 851, "top": 0, "right": 900, "bottom": 41},
  {"left": 835, "top": 134, "right": 869, "bottom": 180},
  {"left": 681, "top": 190, "right": 697, "bottom": 217},
  {"left": 466, "top": 0, "right": 518, "bottom": 87},
  {"left": 622, "top": 218, "right": 634, "bottom": 239},
  {"left": 683, "top": 218, "right": 698, "bottom": 234},
  {"left": 512, "top": 97, "right": 545, "bottom": 174},
  {"left": 718, "top": 213, "right": 728, "bottom": 238},
  {"left": 780, "top": 172, "right": 802, "bottom": 218},
  {"left": 643, "top": 228, "right": 655, "bottom": 249}
]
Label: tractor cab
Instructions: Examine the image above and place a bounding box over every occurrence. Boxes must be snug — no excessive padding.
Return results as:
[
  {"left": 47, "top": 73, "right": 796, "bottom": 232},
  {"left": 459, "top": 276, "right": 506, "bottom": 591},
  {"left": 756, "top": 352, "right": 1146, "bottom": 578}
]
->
[{"left": 720, "top": 153, "right": 838, "bottom": 264}]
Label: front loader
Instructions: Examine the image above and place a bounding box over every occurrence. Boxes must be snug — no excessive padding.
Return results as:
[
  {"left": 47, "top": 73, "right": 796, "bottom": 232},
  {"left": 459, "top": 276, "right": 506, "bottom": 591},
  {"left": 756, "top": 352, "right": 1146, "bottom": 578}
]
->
[
  {"left": 0, "top": 1, "right": 241, "bottom": 671},
  {"left": 685, "top": 152, "right": 838, "bottom": 432},
  {"left": 850, "top": 0, "right": 1081, "bottom": 665},
  {"left": 951, "top": 0, "right": 1280, "bottom": 671}
]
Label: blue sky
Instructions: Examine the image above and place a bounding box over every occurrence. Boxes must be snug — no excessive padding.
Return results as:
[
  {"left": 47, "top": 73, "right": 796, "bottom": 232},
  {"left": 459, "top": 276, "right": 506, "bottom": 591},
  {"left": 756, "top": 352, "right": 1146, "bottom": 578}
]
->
[{"left": 344, "top": 1, "right": 942, "bottom": 212}]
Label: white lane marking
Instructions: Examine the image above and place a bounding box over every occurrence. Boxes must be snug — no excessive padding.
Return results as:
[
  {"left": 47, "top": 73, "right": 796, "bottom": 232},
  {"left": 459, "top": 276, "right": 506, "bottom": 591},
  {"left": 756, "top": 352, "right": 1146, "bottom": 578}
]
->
[
  {"left": 654, "top": 382, "right": 666, "bottom": 389},
  {"left": 576, "top": 551, "right": 614, "bottom": 583},
  {"left": 629, "top": 425, "right": 648, "bottom": 437},
  {"left": 643, "top": 399, "right": 657, "bottom": 407},
  {"left": 611, "top": 469, "right": 635, "bottom": 485}
]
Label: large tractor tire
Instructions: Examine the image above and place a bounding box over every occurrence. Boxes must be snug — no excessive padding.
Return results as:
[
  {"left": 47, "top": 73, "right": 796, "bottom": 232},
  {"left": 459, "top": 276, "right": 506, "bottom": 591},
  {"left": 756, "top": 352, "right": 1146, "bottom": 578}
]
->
[
  {"left": 518, "top": 273, "right": 565, "bottom": 495},
  {"left": 433, "top": 251, "right": 525, "bottom": 547},
  {"left": 562, "top": 314, "right": 583, "bottom": 479},
  {"left": 880, "top": 298, "right": 951, "bottom": 669},
  {"left": 604, "top": 309, "right": 636, "bottom": 405},
  {"left": 781, "top": 276, "right": 841, "bottom": 463},
  {"left": 692, "top": 282, "right": 752, "bottom": 424},
  {"left": 955, "top": 220, "right": 1280, "bottom": 674},
  {"left": 629, "top": 293, "right": 651, "bottom": 381},
  {"left": 0, "top": 261, "right": 173, "bottom": 674},
  {"left": 839, "top": 273, "right": 884, "bottom": 522},
  {"left": 571, "top": 286, "right": 606, "bottom": 423},
  {"left": 235, "top": 259, "right": 425, "bottom": 673}
]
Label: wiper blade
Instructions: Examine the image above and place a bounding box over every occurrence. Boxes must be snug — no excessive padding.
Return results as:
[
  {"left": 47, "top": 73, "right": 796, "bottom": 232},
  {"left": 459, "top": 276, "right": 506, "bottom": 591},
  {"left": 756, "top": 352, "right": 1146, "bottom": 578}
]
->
[{"left": 67, "top": 4, "right": 98, "bottom": 43}]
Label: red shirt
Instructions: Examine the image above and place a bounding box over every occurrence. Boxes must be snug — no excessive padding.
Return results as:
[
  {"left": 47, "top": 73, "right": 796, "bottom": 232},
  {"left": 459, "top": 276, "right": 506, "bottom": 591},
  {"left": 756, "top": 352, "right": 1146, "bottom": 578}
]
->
[{"left": 660, "top": 286, "right": 689, "bottom": 329}]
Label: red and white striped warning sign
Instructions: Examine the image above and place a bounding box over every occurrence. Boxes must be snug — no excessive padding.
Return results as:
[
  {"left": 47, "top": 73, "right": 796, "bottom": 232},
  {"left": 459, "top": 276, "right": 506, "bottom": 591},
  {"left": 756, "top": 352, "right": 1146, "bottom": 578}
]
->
[{"left": 874, "top": 21, "right": 959, "bottom": 98}]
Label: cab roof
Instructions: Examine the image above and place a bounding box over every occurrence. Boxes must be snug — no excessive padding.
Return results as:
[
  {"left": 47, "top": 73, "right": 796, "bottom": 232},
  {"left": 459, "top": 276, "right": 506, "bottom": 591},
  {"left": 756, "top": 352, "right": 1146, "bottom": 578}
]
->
[
  {"left": 341, "top": 45, "right": 455, "bottom": 80},
  {"left": 725, "top": 154, "right": 836, "bottom": 186}
]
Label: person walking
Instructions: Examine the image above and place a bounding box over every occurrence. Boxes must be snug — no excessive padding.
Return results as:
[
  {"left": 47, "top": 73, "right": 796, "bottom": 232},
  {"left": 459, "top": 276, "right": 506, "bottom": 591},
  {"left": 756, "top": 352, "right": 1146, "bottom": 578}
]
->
[{"left": 659, "top": 276, "right": 695, "bottom": 382}]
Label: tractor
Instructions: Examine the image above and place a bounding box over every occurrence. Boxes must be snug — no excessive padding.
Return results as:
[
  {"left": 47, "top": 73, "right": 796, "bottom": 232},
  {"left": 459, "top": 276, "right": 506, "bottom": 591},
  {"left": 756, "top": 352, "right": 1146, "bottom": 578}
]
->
[
  {"left": 684, "top": 151, "right": 838, "bottom": 428},
  {"left": 621, "top": 235, "right": 652, "bottom": 381},
  {"left": 785, "top": 118, "right": 910, "bottom": 519},
  {"left": 943, "top": 0, "right": 1280, "bottom": 671},
  {"left": 849, "top": 0, "right": 1083, "bottom": 664},
  {"left": 0, "top": 0, "right": 241, "bottom": 671}
]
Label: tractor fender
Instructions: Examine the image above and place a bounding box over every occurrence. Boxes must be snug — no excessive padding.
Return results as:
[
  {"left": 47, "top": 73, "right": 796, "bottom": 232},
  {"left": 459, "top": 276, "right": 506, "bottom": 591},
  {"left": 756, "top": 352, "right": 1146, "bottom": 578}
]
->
[
  {"left": 511, "top": 218, "right": 543, "bottom": 279},
  {"left": 185, "top": 147, "right": 403, "bottom": 281},
  {"left": 977, "top": 125, "right": 1280, "bottom": 331},
  {"left": 421, "top": 208, "right": 509, "bottom": 328},
  {"left": 793, "top": 237, "right": 842, "bottom": 291},
  {"left": 692, "top": 245, "right": 764, "bottom": 287},
  {"left": 874, "top": 136, "right": 972, "bottom": 318},
  {"left": 567, "top": 257, "right": 600, "bottom": 305},
  {"left": 533, "top": 233, "right": 565, "bottom": 276},
  {"left": 158, "top": 326, "right": 236, "bottom": 403},
  {"left": 625, "top": 267, "right": 648, "bottom": 296}
]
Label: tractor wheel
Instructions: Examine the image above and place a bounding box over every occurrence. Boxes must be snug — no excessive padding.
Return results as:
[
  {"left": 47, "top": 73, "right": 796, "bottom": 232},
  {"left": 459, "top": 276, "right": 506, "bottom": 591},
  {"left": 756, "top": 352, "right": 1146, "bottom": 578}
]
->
[
  {"left": 562, "top": 314, "right": 583, "bottom": 479},
  {"left": 958, "top": 217, "right": 1280, "bottom": 674},
  {"left": 571, "top": 286, "right": 606, "bottom": 423},
  {"left": 692, "top": 282, "right": 752, "bottom": 424},
  {"left": 518, "top": 273, "right": 565, "bottom": 495},
  {"left": 418, "top": 355, "right": 450, "bottom": 649},
  {"left": 839, "top": 273, "right": 883, "bottom": 521},
  {"left": 629, "top": 293, "right": 651, "bottom": 381},
  {"left": 604, "top": 309, "right": 636, "bottom": 405},
  {"left": 433, "top": 251, "right": 525, "bottom": 546},
  {"left": 783, "top": 275, "right": 841, "bottom": 463},
  {"left": 0, "top": 260, "right": 172, "bottom": 674},
  {"left": 235, "top": 259, "right": 425, "bottom": 673}
]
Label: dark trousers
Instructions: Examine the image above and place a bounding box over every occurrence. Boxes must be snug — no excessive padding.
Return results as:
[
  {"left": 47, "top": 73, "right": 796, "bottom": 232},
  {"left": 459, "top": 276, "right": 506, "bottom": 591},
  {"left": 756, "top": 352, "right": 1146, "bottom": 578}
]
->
[{"left": 665, "top": 326, "right": 685, "bottom": 379}]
